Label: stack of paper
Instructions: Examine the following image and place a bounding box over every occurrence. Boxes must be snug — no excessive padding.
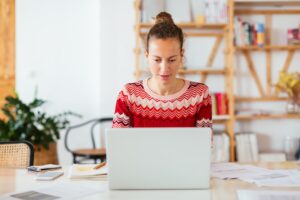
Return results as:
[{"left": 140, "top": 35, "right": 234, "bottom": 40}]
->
[
  {"left": 237, "top": 190, "right": 300, "bottom": 200},
  {"left": 211, "top": 162, "right": 300, "bottom": 187},
  {"left": 68, "top": 164, "right": 107, "bottom": 179},
  {"left": 253, "top": 169, "right": 300, "bottom": 187}
]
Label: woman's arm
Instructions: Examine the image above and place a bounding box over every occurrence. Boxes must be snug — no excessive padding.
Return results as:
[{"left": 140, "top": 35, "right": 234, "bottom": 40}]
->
[
  {"left": 112, "top": 89, "right": 132, "bottom": 128},
  {"left": 196, "top": 88, "right": 212, "bottom": 128}
]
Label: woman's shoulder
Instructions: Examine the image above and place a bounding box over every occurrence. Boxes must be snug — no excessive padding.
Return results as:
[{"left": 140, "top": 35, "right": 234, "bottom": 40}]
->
[
  {"left": 121, "top": 80, "right": 145, "bottom": 94},
  {"left": 187, "top": 80, "right": 209, "bottom": 91}
]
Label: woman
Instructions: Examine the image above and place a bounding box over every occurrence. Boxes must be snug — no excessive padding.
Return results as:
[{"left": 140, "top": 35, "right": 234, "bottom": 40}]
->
[{"left": 112, "top": 12, "right": 212, "bottom": 128}]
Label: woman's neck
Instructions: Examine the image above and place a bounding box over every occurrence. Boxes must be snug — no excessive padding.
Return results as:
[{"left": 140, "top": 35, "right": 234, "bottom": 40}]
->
[{"left": 147, "top": 78, "right": 184, "bottom": 96}]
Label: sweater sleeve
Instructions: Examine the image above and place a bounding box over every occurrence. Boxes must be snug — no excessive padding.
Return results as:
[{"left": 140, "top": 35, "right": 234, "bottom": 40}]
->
[
  {"left": 112, "top": 88, "right": 132, "bottom": 128},
  {"left": 196, "top": 87, "right": 212, "bottom": 128}
]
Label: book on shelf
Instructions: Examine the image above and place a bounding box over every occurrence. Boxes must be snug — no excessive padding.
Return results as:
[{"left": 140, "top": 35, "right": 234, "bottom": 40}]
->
[
  {"left": 288, "top": 27, "right": 300, "bottom": 45},
  {"left": 68, "top": 164, "right": 107, "bottom": 179},
  {"left": 212, "top": 130, "right": 230, "bottom": 162},
  {"left": 235, "top": 132, "right": 259, "bottom": 162},
  {"left": 234, "top": 17, "right": 265, "bottom": 47},
  {"left": 212, "top": 92, "right": 229, "bottom": 116}
]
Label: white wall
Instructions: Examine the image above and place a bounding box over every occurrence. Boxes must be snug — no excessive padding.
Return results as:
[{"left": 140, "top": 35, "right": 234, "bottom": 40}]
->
[
  {"left": 16, "top": 0, "right": 300, "bottom": 164},
  {"left": 99, "top": 0, "right": 135, "bottom": 117},
  {"left": 16, "top": 0, "right": 101, "bottom": 164}
]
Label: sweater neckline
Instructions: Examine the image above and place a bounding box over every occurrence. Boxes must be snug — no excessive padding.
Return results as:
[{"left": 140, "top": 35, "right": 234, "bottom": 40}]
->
[{"left": 143, "top": 78, "right": 189, "bottom": 100}]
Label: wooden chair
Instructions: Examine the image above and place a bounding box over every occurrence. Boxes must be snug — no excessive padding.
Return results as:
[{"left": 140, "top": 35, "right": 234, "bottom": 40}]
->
[
  {"left": 0, "top": 141, "right": 34, "bottom": 168},
  {"left": 64, "top": 117, "right": 113, "bottom": 164}
]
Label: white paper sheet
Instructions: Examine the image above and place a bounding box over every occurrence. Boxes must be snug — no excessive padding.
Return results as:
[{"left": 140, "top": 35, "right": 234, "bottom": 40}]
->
[
  {"left": 68, "top": 164, "right": 107, "bottom": 179},
  {"left": 253, "top": 169, "right": 300, "bottom": 187},
  {"left": 211, "top": 162, "right": 272, "bottom": 180},
  {"left": 237, "top": 190, "right": 300, "bottom": 200},
  {"left": 211, "top": 162, "right": 300, "bottom": 187}
]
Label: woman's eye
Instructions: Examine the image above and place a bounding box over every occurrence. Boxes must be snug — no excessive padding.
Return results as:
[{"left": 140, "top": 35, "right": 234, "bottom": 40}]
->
[
  {"left": 154, "top": 59, "right": 161, "bottom": 62},
  {"left": 169, "top": 60, "right": 176, "bottom": 62}
]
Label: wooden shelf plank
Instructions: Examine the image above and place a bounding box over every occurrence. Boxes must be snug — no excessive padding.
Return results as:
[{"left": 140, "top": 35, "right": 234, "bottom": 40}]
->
[
  {"left": 137, "top": 68, "right": 226, "bottom": 75},
  {"left": 213, "top": 115, "right": 230, "bottom": 124},
  {"left": 138, "top": 22, "right": 227, "bottom": 30},
  {"left": 178, "top": 68, "right": 226, "bottom": 75},
  {"left": 235, "top": 9, "right": 300, "bottom": 15},
  {"left": 213, "top": 115, "right": 230, "bottom": 120},
  {"left": 235, "top": 45, "right": 300, "bottom": 51},
  {"left": 236, "top": 113, "right": 300, "bottom": 120},
  {"left": 235, "top": 96, "right": 288, "bottom": 102},
  {"left": 235, "top": 0, "right": 300, "bottom": 7}
]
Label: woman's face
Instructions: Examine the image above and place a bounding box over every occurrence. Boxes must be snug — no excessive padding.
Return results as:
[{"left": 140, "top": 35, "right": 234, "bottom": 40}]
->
[{"left": 146, "top": 38, "right": 183, "bottom": 85}]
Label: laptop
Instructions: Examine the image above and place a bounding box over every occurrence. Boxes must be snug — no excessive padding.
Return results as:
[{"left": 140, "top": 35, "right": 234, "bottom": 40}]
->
[{"left": 105, "top": 128, "right": 212, "bottom": 190}]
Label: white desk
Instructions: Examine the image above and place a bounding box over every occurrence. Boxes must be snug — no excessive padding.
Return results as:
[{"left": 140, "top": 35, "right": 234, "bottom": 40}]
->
[{"left": 0, "top": 162, "right": 299, "bottom": 200}]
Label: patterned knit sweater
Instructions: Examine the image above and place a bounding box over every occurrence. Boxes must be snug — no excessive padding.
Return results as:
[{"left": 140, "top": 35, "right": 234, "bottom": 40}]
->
[{"left": 112, "top": 79, "right": 212, "bottom": 128}]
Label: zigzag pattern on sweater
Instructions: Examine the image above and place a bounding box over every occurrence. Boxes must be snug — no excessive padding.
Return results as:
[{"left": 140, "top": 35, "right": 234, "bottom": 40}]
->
[
  {"left": 112, "top": 80, "right": 212, "bottom": 127},
  {"left": 131, "top": 104, "right": 198, "bottom": 119},
  {"left": 112, "top": 113, "right": 131, "bottom": 127},
  {"left": 196, "top": 118, "right": 213, "bottom": 128},
  {"left": 121, "top": 81, "right": 211, "bottom": 110}
]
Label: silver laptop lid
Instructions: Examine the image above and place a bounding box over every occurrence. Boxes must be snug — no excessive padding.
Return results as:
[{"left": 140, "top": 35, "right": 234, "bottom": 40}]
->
[{"left": 106, "top": 128, "right": 212, "bottom": 190}]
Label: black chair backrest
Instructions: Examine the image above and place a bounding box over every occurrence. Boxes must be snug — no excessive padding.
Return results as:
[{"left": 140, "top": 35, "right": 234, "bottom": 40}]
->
[{"left": 64, "top": 117, "right": 113, "bottom": 153}]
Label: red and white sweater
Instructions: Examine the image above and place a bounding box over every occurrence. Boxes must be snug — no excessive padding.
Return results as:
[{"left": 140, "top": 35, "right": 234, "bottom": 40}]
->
[{"left": 112, "top": 79, "right": 212, "bottom": 128}]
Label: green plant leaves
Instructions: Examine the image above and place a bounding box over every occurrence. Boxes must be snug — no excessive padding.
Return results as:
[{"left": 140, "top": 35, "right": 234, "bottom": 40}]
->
[
  {"left": 0, "top": 95, "right": 80, "bottom": 150},
  {"left": 29, "top": 99, "right": 46, "bottom": 108}
]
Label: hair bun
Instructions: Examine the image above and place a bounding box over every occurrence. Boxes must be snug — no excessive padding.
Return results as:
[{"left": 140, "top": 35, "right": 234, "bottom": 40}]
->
[{"left": 154, "top": 12, "right": 174, "bottom": 25}]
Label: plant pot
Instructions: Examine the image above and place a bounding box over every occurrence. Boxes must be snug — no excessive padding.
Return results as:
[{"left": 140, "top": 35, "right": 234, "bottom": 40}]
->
[
  {"left": 34, "top": 143, "right": 58, "bottom": 165},
  {"left": 286, "top": 97, "right": 300, "bottom": 114}
]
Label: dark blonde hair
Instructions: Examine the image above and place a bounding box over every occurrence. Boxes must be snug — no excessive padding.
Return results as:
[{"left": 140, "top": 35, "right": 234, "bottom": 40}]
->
[{"left": 146, "top": 12, "right": 184, "bottom": 51}]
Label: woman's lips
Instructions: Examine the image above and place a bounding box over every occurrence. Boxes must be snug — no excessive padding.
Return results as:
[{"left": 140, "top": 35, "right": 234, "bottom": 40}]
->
[{"left": 160, "top": 75, "right": 170, "bottom": 80}]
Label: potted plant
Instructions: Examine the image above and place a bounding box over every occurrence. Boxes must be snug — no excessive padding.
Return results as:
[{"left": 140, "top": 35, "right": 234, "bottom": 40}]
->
[
  {"left": 275, "top": 71, "right": 300, "bottom": 114},
  {"left": 0, "top": 94, "right": 80, "bottom": 165}
]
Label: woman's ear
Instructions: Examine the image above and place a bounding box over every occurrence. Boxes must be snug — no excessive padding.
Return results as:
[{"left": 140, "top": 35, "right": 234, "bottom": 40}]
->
[
  {"left": 144, "top": 50, "right": 149, "bottom": 58},
  {"left": 180, "top": 49, "right": 185, "bottom": 57}
]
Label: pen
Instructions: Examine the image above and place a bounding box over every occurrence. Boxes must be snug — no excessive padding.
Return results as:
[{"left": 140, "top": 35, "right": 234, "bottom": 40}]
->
[{"left": 93, "top": 161, "right": 106, "bottom": 170}]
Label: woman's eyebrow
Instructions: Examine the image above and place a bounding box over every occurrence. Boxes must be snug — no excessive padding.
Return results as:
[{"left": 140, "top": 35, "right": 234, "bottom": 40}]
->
[
  {"left": 168, "top": 55, "right": 177, "bottom": 59},
  {"left": 152, "top": 55, "right": 178, "bottom": 58}
]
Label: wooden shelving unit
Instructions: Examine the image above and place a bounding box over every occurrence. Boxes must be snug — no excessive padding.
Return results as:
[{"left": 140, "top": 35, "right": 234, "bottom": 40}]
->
[
  {"left": 233, "top": 0, "right": 300, "bottom": 101},
  {"left": 236, "top": 113, "right": 300, "bottom": 120},
  {"left": 232, "top": 0, "right": 300, "bottom": 160},
  {"left": 134, "top": 0, "right": 300, "bottom": 161}
]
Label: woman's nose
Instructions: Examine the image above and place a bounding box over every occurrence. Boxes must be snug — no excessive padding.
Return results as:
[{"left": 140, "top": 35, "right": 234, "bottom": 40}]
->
[{"left": 160, "top": 61, "right": 170, "bottom": 73}]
